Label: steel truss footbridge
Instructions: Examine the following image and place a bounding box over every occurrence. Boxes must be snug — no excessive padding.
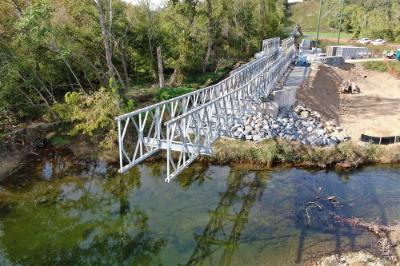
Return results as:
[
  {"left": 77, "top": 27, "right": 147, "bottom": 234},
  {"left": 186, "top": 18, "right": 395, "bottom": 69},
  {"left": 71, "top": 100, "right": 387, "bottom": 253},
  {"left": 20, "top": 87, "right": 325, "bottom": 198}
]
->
[{"left": 116, "top": 36, "right": 296, "bottom": 182}]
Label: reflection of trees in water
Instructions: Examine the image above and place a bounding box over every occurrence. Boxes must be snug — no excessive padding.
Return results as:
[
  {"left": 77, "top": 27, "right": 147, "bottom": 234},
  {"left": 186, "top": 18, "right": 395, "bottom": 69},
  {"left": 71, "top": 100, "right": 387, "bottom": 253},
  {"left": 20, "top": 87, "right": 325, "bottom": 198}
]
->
[
  {"left": 75, "top": 208, "right": 166, "bottom": 265},
  {"left": 187, "top": 171, "right": 267, "bottom": 265},
  {"left": 0, "top": 167, "right": 166, "bottom": 265},
  {"left": 72, "top": 167, "right": 167, "bottom": 265},
  {"left": 177, "top": 163, "right": 211, "bottom": 188}
]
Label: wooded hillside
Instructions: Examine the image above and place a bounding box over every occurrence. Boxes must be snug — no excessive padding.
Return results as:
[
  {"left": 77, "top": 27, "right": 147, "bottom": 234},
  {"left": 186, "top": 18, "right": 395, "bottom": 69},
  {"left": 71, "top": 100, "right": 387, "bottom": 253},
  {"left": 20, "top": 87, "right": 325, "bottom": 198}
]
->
[
  {"left": 287, "top": 0, "right": 400, "bottom": 41},
  {"left": 0, "top": 0, "right": 287, "bottom": 129}
]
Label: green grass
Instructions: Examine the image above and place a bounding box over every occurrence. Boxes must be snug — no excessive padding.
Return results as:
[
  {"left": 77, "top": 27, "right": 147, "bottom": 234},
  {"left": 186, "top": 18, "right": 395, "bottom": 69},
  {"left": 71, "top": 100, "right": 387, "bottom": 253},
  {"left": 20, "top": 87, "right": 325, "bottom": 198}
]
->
[
  {"left": 184, "top": 67, "right": 228, "bottom": 89},
  {"left": 287, "top": 0, "right": 337, "bottom": 32},
  {"left": 304, "top": 31, "right": 353, "bottom": 39},
  {"left": 362, "top": 61, "right": 400, "bottom": 76},
  {"left": 155, "top": 86, "right": 194, "bottom": 101},
  {"left": 318, "top": 39, "right": 396, "bottom": 54},
  {"left": 49, "top": 135, "right": 71, "bottom": 147},
  {"left": 207, "top": 138, "right": 391, "bottom": 168},
  {"left": 123, "top": 67, "right": 231, "bottom": 109}
]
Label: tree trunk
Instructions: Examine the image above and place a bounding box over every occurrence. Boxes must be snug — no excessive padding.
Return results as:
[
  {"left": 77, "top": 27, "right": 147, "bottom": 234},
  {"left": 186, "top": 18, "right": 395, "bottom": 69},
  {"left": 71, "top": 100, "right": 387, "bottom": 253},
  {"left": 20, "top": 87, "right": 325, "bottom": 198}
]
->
[
  {"left": 95, "top": 0, "right": 114, "bottom": 83},
  {"left": 142, "top": 0, "right": 156, "bottom": 77},
  {"left": 82, "top": 69, "right": 95, "bottom": 91},
  {"left": 112, "top": 64, "right": 127, "bottom": 91},
  {"left": 31, "top": 86, "right": 58, "bottom": 119},
  {"left": 120, "top": 48, "right": 130, "bottom": 90},
  {"left": 19, "top": 89, "right": 35, "bottom": 107},
  {"left": 168, "top": 68, "right": 178, "bottom": 87},
  {"left": 62, "top": 58, "right": 87, "bottom": 94},
  {"left": 156, "top": 46, "right": 165, "bottom": 88},
  {"left": 33, "top": 69, "right": 57, "bottom": 103},
  {"left": 203, "top": 0, "right": 214, "bottom": 73},
  {"left": 203, "top": 42, "right": 213, "bottom": 74}
]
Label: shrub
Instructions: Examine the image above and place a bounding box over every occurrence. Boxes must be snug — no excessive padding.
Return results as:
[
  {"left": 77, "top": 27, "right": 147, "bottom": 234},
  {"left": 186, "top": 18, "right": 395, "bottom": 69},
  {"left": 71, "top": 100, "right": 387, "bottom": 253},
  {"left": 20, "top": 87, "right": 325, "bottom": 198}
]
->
[
  {"left": 155, "top": 87, "right": 193, "bottom": 101},
  {"left": 362, "top": 61, "right": 400, "bottom": 77},
  {"left": 54, "top": 88, "right": 120, "bottom": 151},
  {"left": 362, "top": 62, "right": 388, "bottom": 72}
]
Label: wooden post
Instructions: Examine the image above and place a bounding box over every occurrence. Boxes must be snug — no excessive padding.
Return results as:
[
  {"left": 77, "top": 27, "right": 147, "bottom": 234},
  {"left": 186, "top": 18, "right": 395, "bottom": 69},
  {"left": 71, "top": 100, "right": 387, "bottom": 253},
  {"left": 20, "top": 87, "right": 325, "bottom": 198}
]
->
[{"left": 157, "top": 46, "right": 165, "bottom": 88}]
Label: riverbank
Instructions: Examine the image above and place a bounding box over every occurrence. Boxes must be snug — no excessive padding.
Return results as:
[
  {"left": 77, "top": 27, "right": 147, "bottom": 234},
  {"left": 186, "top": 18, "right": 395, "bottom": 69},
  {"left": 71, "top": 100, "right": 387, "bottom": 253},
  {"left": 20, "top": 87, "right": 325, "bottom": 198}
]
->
[
  {"left": 203, "top": 138, "right": 400, "bottom": 170},
  {"left": 2, "top": 135, "right": 400, "bottom": 180}
]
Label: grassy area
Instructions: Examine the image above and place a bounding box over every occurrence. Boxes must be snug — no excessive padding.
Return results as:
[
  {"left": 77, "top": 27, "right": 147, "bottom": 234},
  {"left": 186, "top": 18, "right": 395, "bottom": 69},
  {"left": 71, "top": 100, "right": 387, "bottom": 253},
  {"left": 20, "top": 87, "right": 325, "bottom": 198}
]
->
[
  {"left": 304, "top": 31, "right": 353, "bottom": 39},
  {"left": 205, "top": 138, "right": 400, "bottom": 168},
  {"left": 155, "top": 87, "right": 194, "bottom": 101},
  {"left": 124, "top": 67, "right": 231, "bottom": 109},
  {"left": 362, "top": 61, "right": 400, "bottom": 77},
  {"left": 184, "top": 67, "right": 228, "bottom": 89},
  {"left": 287, "top": 0, "right": 341, "bottom": 33},
  {"left": 318, "top": 39, "right": 396, "bottom": 55},
  {"left": 49, "top": 135, "right": 71, "bottom": 147}
]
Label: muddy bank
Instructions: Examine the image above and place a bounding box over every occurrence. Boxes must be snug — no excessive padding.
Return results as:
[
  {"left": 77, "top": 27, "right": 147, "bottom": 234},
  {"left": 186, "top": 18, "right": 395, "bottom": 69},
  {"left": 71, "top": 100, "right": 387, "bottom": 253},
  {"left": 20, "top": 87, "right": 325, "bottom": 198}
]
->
[
  {"left": 0, "top": 133, "right": 117, "bottom": 180},
  {"left": 312, "top": 251, "right": 391, "bottom": 266},
  {"left": 2, "top": 134, "right": 400, "bottom": 180}
]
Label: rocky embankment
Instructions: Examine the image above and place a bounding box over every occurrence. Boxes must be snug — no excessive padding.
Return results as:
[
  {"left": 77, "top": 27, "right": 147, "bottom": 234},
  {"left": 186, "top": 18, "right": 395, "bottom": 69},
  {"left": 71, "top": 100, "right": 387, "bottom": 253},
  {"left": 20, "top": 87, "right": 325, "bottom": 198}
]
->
[{"left": 231, "top": 102, "right": 350, "bottom": 146}]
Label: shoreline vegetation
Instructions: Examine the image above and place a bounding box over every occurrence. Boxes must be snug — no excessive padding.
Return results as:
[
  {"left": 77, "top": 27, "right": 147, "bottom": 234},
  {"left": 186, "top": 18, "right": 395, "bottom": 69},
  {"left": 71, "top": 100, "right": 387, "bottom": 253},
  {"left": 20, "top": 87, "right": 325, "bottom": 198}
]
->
[
  {"left": 3, "top": 134, "right": 400, "bottom": 179},
  {"left": 203, "top": 138, "right": 400, "bottom": 170}
]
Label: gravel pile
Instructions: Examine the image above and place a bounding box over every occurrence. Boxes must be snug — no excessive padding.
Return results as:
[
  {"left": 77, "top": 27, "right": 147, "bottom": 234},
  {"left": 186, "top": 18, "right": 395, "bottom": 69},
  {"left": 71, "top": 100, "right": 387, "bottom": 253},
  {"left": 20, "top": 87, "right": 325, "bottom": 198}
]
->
[{"left": 231, "top": 102, "right": 349, "bottom": 146}]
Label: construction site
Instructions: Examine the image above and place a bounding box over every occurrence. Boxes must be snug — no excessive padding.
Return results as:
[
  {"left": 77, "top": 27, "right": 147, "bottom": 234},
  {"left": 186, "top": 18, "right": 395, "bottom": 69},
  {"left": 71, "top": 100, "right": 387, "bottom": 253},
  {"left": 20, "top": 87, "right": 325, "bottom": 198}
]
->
[{"left": 115, "top": 32, "right": 400, "bottom": 182}]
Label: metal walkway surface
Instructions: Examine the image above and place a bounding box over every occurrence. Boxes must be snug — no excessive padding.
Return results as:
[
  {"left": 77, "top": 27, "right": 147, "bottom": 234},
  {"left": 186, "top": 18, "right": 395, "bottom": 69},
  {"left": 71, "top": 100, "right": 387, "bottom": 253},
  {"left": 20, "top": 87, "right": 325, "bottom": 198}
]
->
[
  {"left": 116, "top": 36, "right": 297, "bottom": 182},
  {"left": 283, "top": 66, "right": 310, "bottom": 89}
]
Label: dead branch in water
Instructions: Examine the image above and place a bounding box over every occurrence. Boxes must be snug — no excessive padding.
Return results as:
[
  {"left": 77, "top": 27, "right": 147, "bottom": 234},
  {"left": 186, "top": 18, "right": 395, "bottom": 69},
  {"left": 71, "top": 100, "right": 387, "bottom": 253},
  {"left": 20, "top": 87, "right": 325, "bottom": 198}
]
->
[
  {"left": 303, "top": 195, "right": 400, "bottom": 263},
  {"left": 331, "top": 214, "right": 399, "bottom": 263}
]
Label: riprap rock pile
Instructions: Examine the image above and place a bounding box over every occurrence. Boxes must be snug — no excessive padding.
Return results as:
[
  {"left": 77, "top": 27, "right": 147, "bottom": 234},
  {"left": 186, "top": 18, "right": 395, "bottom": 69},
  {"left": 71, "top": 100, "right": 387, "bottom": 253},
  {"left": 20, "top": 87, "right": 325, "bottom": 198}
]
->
[{"left": 231, "top": 103, "right": 349, "bottom": 146}]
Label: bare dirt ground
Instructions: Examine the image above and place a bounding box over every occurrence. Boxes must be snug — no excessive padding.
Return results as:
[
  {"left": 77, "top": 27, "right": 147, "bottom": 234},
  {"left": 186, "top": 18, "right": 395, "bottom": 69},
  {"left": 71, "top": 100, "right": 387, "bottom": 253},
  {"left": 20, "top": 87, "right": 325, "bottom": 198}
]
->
[{"left": 298, "top": 63, "right": 400, "bottom": 141}]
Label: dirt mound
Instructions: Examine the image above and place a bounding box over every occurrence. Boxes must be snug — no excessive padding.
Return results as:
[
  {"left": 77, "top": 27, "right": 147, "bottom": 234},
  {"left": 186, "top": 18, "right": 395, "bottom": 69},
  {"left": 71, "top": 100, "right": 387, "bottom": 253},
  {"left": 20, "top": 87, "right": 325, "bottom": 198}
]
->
[
  {"left": 296, "top": 64, "right": 343, "bottom": 124},
  {"left": 298, "top": 63, "right": 400, "bottom": 141}
]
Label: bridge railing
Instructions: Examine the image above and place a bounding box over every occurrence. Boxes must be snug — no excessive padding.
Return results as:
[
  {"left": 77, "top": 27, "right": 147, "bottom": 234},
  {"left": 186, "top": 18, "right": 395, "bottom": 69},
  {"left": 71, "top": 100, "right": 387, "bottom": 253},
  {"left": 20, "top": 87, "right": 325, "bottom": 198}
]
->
[
  {"left": 281, "top": 36, "right": 295, "bottom": 52},
  {"left": 164, "top": 46, "right": 296, "bottom": 181},
  {"left": 116, "top": 38, "right": 283, "bottom": 174},
  {"left": 262, "top": 37, "right": 281, "bottom": 55}
]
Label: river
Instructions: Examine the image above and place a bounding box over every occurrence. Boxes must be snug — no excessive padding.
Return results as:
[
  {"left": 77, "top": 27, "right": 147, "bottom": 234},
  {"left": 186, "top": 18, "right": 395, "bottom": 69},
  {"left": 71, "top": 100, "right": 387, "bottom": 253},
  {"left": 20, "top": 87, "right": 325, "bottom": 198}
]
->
[{"left": 1, "top": 148, "right": 400, "bottom": 265}]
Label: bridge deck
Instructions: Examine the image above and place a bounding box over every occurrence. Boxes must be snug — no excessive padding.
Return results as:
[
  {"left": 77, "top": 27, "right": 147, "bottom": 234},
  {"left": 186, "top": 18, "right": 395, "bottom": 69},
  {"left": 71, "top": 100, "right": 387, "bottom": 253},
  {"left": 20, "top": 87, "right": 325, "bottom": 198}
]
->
[{"left": 283, "top": 66, "right": 310, "bottom": 89}]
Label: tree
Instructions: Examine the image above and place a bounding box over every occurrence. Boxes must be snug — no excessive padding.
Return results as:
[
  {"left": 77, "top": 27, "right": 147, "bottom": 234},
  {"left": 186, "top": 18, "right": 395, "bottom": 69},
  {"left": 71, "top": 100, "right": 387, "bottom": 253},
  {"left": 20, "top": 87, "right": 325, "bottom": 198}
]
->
[{"left": 94, "top": 0, "right": 115, "bottom": 85}]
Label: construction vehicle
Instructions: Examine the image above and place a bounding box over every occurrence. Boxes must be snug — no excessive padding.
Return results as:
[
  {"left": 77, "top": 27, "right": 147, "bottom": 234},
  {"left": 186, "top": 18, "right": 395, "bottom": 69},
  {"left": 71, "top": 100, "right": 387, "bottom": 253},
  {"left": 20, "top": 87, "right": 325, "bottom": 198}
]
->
[{"left": 384, "top": 49, "right": 400, "bottom": 60}]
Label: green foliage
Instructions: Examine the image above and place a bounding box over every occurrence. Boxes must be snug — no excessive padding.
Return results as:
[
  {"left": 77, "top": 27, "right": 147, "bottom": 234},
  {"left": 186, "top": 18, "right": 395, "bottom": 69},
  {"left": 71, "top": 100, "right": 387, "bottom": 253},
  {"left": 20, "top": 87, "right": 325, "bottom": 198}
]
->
[
  {"left": 155, "top": 87, "right": 194, "bottom": 101},
  {"left": 303, "top": 32, "right": 353, "bottom": 39},
  {"left": 49, "top": 135, "right": 71, "bottom": 146},
  {"left": 288, "top": 0, "right": 400, "bottom": 41},
  {"left": 121, "top": 99, "right": 136, "bottom": 113},
  {"left": 362, "top": 62, "right": 389, "bottom": 72},
  {"left": 54, "top": 88, "right": 120, "bottom": 151},
  {"left": 362, "top": 61, "right": 400, "bottom": 77},
  {"left": 0, "top": 0, "right": 288, "bottom": 131},
  {"left": 184, "top": 68, "right": 227, "bottom": 88}
]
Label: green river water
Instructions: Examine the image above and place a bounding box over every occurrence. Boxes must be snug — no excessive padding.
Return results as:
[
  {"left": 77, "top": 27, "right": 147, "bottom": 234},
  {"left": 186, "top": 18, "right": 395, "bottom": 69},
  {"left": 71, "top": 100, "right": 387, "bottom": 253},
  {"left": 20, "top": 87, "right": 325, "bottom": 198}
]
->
[{"left": 1, "top": 149, "right": 400, "bottom": 265}]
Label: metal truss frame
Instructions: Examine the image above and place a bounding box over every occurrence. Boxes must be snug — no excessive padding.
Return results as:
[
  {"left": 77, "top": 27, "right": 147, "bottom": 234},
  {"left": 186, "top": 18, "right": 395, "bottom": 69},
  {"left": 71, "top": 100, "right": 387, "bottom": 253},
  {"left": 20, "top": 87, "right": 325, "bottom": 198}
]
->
[
  {"left": 281, "top": 36, "right": 295, "bottom": 51},
  {"left": 262, "top": 37, "right": 280, "bottom": 55},
  {"left": 116, "top": 38, "right": 285, "bottom": 174},
  {"left": 116, "top": 36, "right": 296, "bottom": 180},
  {"left": 164, "top": 47, "right": 296, "bottom": 182}
]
